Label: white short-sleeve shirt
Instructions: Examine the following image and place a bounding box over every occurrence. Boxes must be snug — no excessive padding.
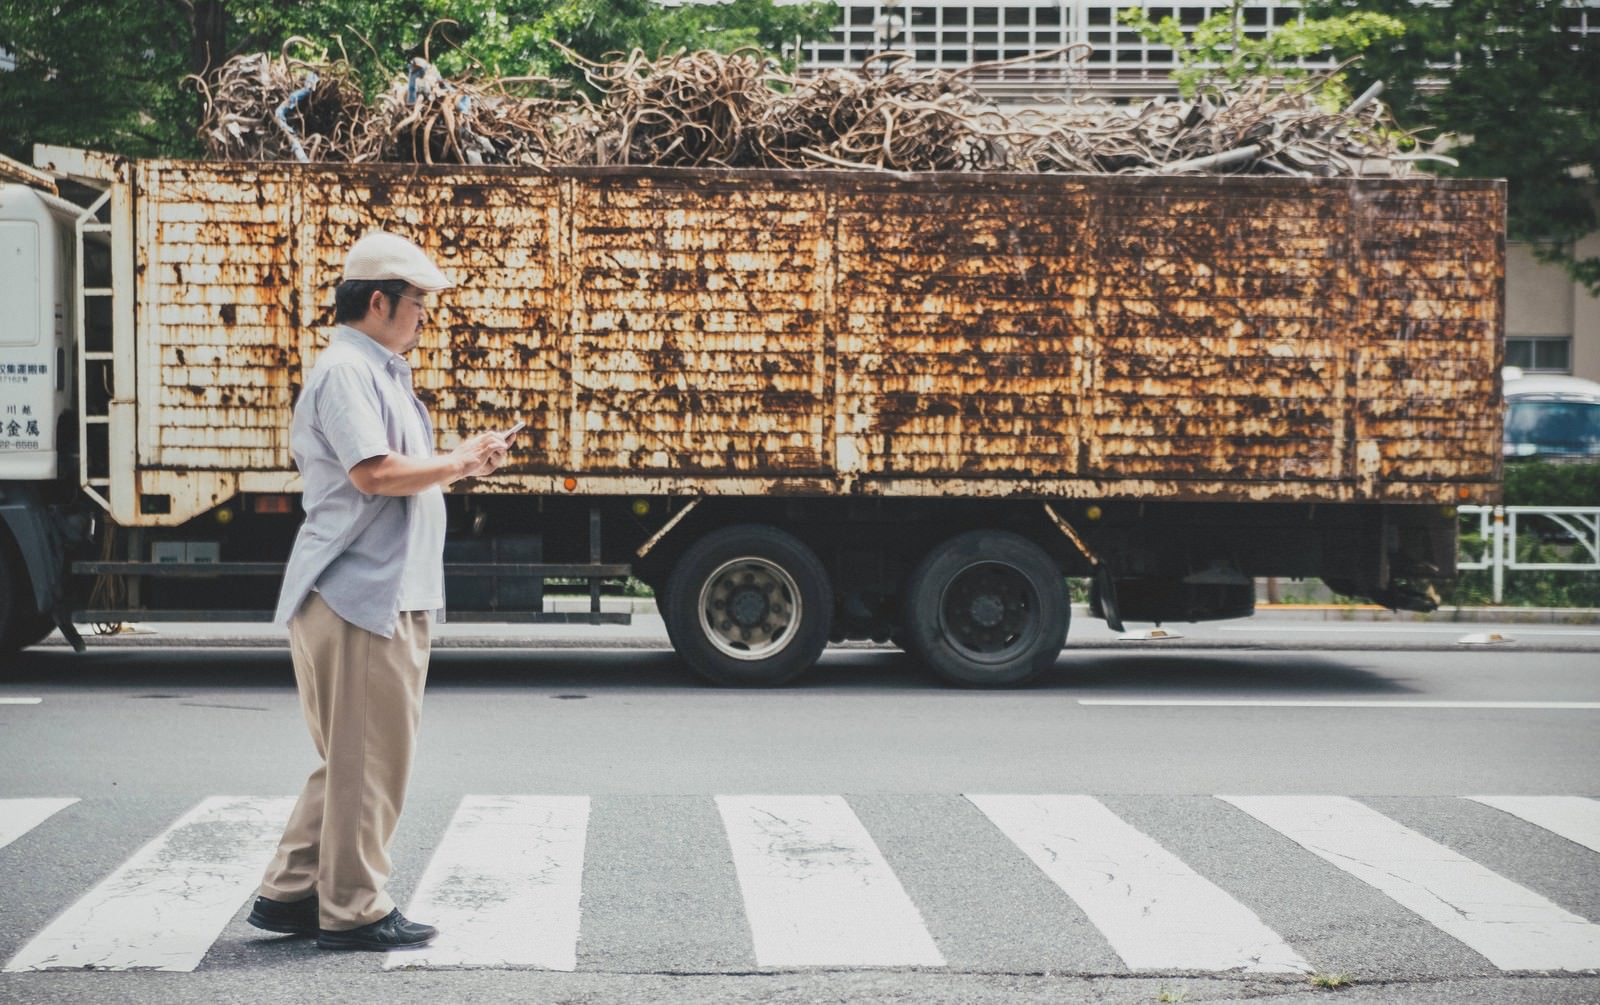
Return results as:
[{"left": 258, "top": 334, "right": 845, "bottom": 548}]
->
[{"left": 272, "top": 326, "right": 448, "bottom": 637}]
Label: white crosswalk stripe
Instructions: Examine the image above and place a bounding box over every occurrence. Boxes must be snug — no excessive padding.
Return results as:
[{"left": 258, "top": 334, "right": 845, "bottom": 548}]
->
[
  {"left": 1466, "top": 796, "right": 1600, "bottom": 856},
  {"left": 0, "top": 798, "right": 76, "bottom": 851},
  {"left": 387, "top": 795, "right": 590, "bottom": 970},
  {"left": 0, "top": 793, "right": 1595, "bottom": 975},
  {"left": 1221, "top": 795, "right": 1600, "bottom": 972},
  {"left": 969, "top": 794, "right": 1311, "bottom": 973},
  {"left": 717, "top": 794, "right": 945, "bottom": 967},
  {"left": 4, "top": 796, "right": 294, "bottom": 973}
]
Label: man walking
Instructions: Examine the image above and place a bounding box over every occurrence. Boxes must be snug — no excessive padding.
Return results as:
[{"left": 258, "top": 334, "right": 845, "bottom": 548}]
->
[{"left": 248, "top": 232, "right": 508, "bottom": 951}]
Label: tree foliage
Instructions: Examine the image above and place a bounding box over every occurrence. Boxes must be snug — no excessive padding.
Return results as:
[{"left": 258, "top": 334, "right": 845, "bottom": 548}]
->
[
  {"left": 1120, "top": 2, "right": 1405, "bottom": 104},
  {"left": 0, "top": 2, "right": 193, "bottom": 158},
  {"left": 1305, "top": 0, "right": 1600, "bottom": 294},
  {"left": 0, "top": 0, "right": 835, "bottom": 161},
  {"left": 1502, "top": 459, "right": 1600, "bottom": 508}
]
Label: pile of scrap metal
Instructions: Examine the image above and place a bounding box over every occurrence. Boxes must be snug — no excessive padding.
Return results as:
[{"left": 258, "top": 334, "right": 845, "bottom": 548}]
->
[{"left": 193, "top": 43, "right": 1447, "bottom": 177}]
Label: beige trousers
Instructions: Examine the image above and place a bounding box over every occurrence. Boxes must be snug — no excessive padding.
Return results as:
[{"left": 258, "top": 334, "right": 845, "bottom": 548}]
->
[{"left": 259, "top": 592, "right": 430, "bottom": 931}]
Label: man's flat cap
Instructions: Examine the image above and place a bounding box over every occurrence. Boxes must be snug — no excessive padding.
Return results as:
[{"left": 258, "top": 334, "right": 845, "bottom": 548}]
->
[{"left": 342, "top": 231, "right": 453, "bottom": 291}]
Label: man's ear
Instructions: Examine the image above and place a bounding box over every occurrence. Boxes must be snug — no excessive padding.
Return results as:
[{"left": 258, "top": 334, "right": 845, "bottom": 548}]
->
[{"left": 368, "top": 289, "right": 389, "bottom": 318}]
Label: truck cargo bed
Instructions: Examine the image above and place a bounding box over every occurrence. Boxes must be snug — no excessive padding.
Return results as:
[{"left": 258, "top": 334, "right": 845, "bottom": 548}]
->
[{"left": 97, "top": 160, "right": 1500, "bottom": 526}]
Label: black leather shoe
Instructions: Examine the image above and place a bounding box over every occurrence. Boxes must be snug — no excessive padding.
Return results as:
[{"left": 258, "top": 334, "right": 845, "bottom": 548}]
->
[
  {"left": 317, "top": 908, "right": 438, "bottom": 951},
  {"left": 247, "top": 894, "right": 319, "bottom": 936}
]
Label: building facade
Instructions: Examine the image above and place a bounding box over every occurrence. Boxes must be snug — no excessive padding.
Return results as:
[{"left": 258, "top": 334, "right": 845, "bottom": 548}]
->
[{"left": 794, "top": 0, "right": 1330, "bottom": 99}]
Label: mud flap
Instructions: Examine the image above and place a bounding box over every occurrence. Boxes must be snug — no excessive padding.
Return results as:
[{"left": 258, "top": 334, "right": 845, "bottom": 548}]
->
[
  {"left": 1090, "top": 564, "right": 1125, "bottom": 634},
  {"left": 54, "top": 605, "right": 85, "bottom": 653}
]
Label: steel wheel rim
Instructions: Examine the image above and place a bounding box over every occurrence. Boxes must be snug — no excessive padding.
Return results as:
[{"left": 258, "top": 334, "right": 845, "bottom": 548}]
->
[
  {"left": 697, "top": 556, "right": 802, "bottom": 661},
  {"left": 936, "top": 560, "right": 1039, "bottom": 664}
]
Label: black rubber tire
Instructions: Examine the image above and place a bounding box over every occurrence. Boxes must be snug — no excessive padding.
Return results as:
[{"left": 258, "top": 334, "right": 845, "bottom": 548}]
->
[
  {"left": 899, "top": 529, "right": 1069, "bottom": 687},
  {"left": 656, "top": 589, "right": 679, "bottom": 650},
  {"left": 0, "top": 539, "right": 49, "bottom": 659},
  {"left": 11, "top": 612, "right": 56, "bottom": 650},
  {"left": 664, "top": 524, "right": 832, "bottom": 687}
]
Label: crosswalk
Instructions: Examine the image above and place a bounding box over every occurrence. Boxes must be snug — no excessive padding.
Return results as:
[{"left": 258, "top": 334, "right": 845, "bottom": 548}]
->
[
  {"left": 972, "top": 795, "right": 1311, "bottom": 973},
  {"left": 1, "top": 793, "right": 1597, "bottom": 975},
  {"left": 718, "top": 794, "right": 945, "bottom": 967},
  {"left": 1223, "top": 796, "right": 1600, "bottom": 972},
  {"left": 390, "top": 795, "right": 589, "bottom": 970}
]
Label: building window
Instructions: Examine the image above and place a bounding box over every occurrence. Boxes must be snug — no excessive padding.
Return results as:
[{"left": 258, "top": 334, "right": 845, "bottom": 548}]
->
[
  {"left": 1506, "top": 336, "right": 1573, "bottom": 374},
  {"left": 791, "top": 1, "right": 1340, "bottom": 100}
]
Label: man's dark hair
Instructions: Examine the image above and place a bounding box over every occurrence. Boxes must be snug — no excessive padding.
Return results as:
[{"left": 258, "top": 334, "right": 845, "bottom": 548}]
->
[{"left": 334, "top": 279, "right": 410, "bottom": 324}]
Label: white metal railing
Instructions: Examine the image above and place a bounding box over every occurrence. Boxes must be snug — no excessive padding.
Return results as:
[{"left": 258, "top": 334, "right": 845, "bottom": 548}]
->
[{"left": 1458, "top": 505, "right": 1600, "bottom": 603}]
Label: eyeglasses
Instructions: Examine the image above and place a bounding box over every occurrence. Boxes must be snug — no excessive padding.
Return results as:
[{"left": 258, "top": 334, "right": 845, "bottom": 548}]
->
[{"left": 392, "top": 291, "right": 430, "bottom": 312}]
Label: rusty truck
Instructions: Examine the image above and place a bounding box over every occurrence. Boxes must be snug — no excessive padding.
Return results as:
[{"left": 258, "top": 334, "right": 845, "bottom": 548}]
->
[{"left": 0, "top": 145, "right": 1504, "bottom": 685}]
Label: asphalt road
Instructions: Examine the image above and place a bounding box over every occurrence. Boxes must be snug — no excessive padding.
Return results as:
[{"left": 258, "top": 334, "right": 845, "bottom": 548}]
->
[{"left": 1, "top": 622, "right": 1597, "bottom": 1004}]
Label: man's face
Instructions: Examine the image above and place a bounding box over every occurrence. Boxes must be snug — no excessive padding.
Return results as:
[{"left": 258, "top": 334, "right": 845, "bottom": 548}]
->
[{"left": 377, "top": 286, "right": 430, "bottom": 353}]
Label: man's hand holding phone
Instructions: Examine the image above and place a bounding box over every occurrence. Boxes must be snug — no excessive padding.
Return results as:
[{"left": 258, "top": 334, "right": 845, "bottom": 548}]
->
[{"left": 447, "top": 419, "right": 522, "bottom": 481}]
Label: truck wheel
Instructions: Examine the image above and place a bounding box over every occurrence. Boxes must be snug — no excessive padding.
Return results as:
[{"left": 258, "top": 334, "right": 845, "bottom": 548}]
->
[
  {"left": 899, "top": 530, "right": 1068, "bottom": 687},
  {"left": 665, "top": 525, "right": 832, "bottom": 687},
  {"left": 0, "top": 544, "right": 49, "bottom": 658},
  {"left": 12, "top": 612, "right": 56, "bottom": 650}
]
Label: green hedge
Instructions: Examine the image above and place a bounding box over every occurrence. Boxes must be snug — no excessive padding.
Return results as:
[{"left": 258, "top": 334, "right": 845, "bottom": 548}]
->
[{"left": 1502, "top": 461, "right": 1600, "bottom": 507}]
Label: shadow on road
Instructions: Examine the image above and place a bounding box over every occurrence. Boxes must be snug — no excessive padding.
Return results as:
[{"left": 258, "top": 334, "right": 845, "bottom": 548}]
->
[
  {"left": 1037, "top": 651, "right": 1416, "bottom": 694},
  {"left": 3, "top": 646, "right": 1413, "bottom": 696}
]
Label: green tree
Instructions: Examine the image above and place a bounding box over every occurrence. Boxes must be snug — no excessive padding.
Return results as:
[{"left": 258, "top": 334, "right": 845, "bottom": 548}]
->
[
  {"left": 562, "top": 0, "right": 837, "bottom": 68},
  {"left": 0, "top": 2, "right": 194, "bottom": 158},
  {"left": 0, "top": 0, "right": 836, "bottom": 161},
  {"left": 1305, "top": 0, "right": 1600, "bottom": 294},
  {"left": 1120, "top": 2, "right": 1406, "bottom": 104}
]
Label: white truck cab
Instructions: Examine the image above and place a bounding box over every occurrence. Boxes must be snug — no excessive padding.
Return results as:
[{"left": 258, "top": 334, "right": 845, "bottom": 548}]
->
[{"left": 0, "top": 182, "right": 77, "bottom": 481}]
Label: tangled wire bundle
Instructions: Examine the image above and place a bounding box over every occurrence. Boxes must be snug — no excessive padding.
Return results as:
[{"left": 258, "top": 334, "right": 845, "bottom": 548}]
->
[
  {"left": 563, "top": 45, "right": 782, "bottom": 167},
  {"left": 196, "top": 44, "right": 1436, "bottom": 178},
  {"left": 1006, "top": 77, "right": 1411, "bottom": 176},
  {"left": 755, "top": 53, "right": 1025, "bottom": 172},
  {"left": 194, "top": 46, "right": 369, "bottom": 163},
  {"left": 363, "top": 60, "right": 580, "bottom": 166}
]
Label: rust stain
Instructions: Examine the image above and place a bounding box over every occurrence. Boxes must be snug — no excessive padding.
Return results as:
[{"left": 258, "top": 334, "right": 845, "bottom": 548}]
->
[{"left": 130, "top": 162, "right": 1503, "bottom": 523}]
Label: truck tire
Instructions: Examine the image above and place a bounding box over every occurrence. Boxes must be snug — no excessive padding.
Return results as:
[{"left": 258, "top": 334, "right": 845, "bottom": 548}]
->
[
  {"left": 664, "top": 524, "right": 832, "bottom": 687},
  {"left": 899, "top": 529, "right": 1068, "bottom": 687},
  {"left": 0, "top": 541, "right": 50, "bottom": 658},
  {"left": 8, "top": 613, "right": 56, "bottom": 654}
]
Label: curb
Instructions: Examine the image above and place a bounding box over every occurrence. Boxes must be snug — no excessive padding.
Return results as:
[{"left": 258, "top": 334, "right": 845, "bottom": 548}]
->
[
  {"left": 456, "top": 597, "right": 1600, "bottom": 625},
  {"left": 31, "top": 600, "right": 1600, "bottom": 649},
  {"left": 1250, "top": 604, "right": 1600, "bottom": 625},
  {"left": 544, "top": 597, "right": 660, "bottom": 615}
]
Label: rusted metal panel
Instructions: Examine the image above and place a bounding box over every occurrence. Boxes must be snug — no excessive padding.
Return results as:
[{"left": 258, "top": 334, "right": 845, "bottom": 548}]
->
[
  {"left": 569, "top": 174, "right": 832, "bottom": 474},
  {"left": 137, "top": 163, "right": 296, "bottom": 478},
  {"left": 292, "top": 171, "right": 568, "bottom": 470},
  {"left": 1086, "top": 179, "right": 1352, "bottom": 484},
  {"left": 1352, "top": 183, "right": 1502, "bottom": 489},
  {"left": 121, "top": 163, "right": 1503, "bottom": 526},
  {"left": 834, "top": 176, "right": 1091, "bottom": 478}
]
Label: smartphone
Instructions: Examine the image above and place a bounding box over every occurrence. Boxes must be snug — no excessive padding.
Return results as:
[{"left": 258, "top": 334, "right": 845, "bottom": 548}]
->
[{"left": 501, "top": 420, "right": 526, "bottom": 440}]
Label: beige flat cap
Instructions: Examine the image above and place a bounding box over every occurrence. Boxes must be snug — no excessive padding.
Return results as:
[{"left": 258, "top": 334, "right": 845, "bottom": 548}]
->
[{"left": 342, "top": 231, "right": 453, "bottom": 290}]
